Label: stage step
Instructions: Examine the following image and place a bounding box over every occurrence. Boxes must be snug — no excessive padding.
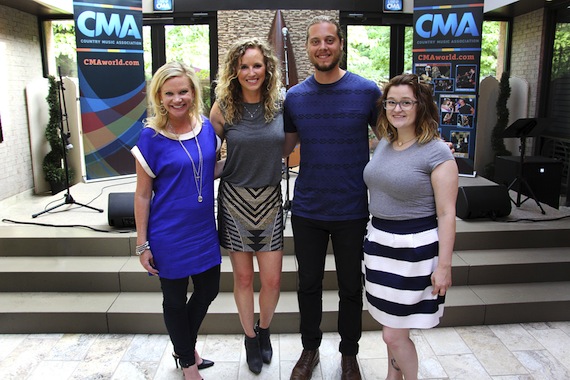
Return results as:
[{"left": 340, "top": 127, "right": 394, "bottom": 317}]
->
[
  {"left": 1, "top": 248, "right": 570, "bottom": 292},
  {"left": 1, "top": 281, "right": 570, "bottom": 334},
  {"left": 0, "top": 220, "right": 569, "bottom": 334}
]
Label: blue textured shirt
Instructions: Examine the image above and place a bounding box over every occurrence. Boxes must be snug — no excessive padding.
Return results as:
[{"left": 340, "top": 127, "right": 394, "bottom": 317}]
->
[{"left": 283, "top": 72, "right": 381, "bottom": 221}]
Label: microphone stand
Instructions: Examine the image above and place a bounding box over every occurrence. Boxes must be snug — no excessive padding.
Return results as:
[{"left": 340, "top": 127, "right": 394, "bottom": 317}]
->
[
  {"left": 283, "top": 28, "right": 290, "bottom": 89},
  {"left": 282, "top": 28, "right": 293, "bottom": 227},
  {"left": 32, "top": 68, "right": 104, "bottom": 218}
]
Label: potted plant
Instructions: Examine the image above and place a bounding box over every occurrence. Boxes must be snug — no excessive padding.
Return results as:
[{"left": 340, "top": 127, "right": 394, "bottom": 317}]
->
[
  {"left": 484, "top": 71, "right": 512, "bottom": 179},
  {"left": 42, "top": 75, "right": 73, "bottom": 194}
]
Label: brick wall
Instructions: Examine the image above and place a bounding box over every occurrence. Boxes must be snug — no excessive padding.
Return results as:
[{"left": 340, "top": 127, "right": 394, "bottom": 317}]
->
[
  {"left": 217, "top": 10, "right": 338, "bottom": 82},
  {"left": 510, "top": 8, "right": 544, "bottom": 119},
  {"left": 510, "top": 8, "right": 546, "bottom": 154},
  {"left": 0, "top": 5, "right": 43, "bottom": 201}
]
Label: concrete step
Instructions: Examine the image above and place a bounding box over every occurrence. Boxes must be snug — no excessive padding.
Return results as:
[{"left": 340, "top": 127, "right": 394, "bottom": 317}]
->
[
  {"left": 0, "top": 226, "right": 134, "bottom": 257},
  {"left": 0, "top": 255, "right": 303, "bottom": 293},
  {"left": 1, "top": 220, "right": 569, "bottom": 335},
  {"left": 454, "top": 247, "right": 570, "bottom": 285},
  {"left": 2, "top": 220, "right": 570, "bottom": 257},
  {"left": 2, "top": 247, "right": 569, "bottom": 292},
  {"left": 1, "top": 282, "right": 570, "bottom": 334}
]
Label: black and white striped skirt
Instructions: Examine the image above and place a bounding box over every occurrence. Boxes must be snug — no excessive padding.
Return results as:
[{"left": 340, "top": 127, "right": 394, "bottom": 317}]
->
[
  {"left": 363, "top": 215, "right": 445, "bottom": 329},
  {"left": 217, "top": 181, "right": 283, "bottom": 253}
]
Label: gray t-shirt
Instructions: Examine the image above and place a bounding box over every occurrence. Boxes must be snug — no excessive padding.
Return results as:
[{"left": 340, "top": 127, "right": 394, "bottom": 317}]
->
[
  {"left": 363, "top": 138, "right": 455, "bottom": 220},
  {"left": 220, "top": 104, "right": 285, "bottom": 188}
]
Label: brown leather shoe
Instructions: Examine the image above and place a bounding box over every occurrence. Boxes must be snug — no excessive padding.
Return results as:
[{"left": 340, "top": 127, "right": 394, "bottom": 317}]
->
[
  {"left": 341, "top": 355, "right": 361, "bottom": 380},
  {"left": 290, "top": 349, "right": 319, "bottom": 380}
]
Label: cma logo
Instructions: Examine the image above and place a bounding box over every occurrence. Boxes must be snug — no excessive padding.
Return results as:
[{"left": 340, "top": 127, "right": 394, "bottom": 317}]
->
[
  {"left": 77, "top": 11, "right": 141, "bottom": 39},
  {"left": 416, "top": 12, "right": 479, "bottom": 38}
]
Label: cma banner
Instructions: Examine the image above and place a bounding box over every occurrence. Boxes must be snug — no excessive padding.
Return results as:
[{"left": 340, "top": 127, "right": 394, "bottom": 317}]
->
[
  {"left": 412, "top": 0, "right": 484, "bottom": 176},
  {"left": 73, "top": 0, "right": 146, "bottom": 180}
]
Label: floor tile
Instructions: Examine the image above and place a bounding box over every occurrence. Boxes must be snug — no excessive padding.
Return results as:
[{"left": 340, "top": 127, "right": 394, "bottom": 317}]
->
[
  {"left": 456, "top": 325, "right": 528, "bottom": 376},
  {"left": 1, "top": 322, "right": 570, "bottom": 379}
]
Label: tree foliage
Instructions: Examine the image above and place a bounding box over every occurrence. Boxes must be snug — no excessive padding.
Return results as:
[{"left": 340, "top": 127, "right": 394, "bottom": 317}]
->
[
  {"left": 480, "top": 21, "right": 501, "bottom": 79},
  {"left": 484, "top": 71, "right": 512, "bottom": 179},
  {"left": 42, "top": 76, "right": 73, "bottom": 184},
  {"left": 53, "top": 21, "right": 77, "bottom": 77},
  {"left": 347, "top": 21, "right": 502, "bottom": 84},
  {"left": 492, "top": 71, "right": 512, "bottom": 156},
  {"left": 552, "top": 22, "right": 570, "bottom": 80}
]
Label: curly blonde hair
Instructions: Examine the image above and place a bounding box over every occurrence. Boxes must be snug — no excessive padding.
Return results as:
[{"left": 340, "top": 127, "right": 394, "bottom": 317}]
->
[
  {"left": 145, "top": 61, "right": 204, "bottom": 133},
  {"left": 376, "top": 73, "right": 440, "bottom": 145},
  {"left": 214, "top": 38, "right": 282, "bottom": 125}
]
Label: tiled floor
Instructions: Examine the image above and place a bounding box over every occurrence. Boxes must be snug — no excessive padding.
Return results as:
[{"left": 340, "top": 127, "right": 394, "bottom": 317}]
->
[{"left": 1, "top": 322, "right": 570, "bottom": 379}]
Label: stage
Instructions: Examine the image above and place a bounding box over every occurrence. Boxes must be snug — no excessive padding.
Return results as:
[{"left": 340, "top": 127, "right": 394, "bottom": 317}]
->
[{"left": 1, "top": 174, "right": 569, "bottom": 241}]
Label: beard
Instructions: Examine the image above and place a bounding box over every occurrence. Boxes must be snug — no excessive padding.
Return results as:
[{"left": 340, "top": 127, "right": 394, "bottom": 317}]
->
[
  {"left": 313, "top": 61, "right": 337, "bottom": 72},
  {"left": 310, "top": 51, "right": 342, "bottom": 72}
]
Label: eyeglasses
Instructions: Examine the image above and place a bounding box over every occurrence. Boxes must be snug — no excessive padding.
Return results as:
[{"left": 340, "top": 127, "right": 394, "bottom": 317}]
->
[{"left": 382, "top": 100, "right": 418, "bottom": 110}]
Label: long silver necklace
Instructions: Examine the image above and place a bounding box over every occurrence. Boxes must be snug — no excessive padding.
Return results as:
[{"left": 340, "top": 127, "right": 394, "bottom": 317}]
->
[
  {"left": 171, "top": 124, "right": 204, "bottom": 203},
  {"left": 244, "top": 103, "right": 261, "bottom": 119}
]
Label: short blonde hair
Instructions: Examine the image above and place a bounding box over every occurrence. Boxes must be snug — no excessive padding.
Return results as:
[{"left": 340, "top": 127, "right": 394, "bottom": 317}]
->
[{"left": 145, "top": 61, "right": 204, "bottom": 133}]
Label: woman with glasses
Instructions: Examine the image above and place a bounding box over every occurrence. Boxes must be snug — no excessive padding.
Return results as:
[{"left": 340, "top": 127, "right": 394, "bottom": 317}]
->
[{"left": 362, "top": 73, "right": 458, "bottom": 380}]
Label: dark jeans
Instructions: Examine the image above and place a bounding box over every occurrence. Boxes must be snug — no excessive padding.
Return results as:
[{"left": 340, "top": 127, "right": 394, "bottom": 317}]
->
[
  {"left": 160, "top": 264, "right": 220, "bottom": 366},
  {"left": 291, "top": 215, "right": 368, "bottom": 356}
]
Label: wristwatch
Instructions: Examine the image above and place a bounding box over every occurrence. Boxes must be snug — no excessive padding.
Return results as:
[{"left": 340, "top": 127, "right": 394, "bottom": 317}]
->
[{"left": 135, "top": 241, "right": 150, "bottom": 255}]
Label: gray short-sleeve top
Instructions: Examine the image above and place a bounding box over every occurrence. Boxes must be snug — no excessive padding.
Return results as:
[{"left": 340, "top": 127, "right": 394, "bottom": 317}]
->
[
  {"left": 363, "top": 138, "right": 455, "bottom": 220},
  {"left": 220, "top": 103, "right": 285, "bottom": 188}
]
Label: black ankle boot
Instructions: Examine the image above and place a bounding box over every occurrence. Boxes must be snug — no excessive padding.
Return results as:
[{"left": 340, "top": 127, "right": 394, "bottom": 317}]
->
[
  {"left": 244, "top": 334, "right": 263, "bottom": 374},
  {"left": 255, "top": 320, "right": 273, "bottom": 364}
]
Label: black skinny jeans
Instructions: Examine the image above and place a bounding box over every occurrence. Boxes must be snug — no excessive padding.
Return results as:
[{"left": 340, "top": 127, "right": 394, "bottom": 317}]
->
[
  {"left": 291, "top": 215, "right": 368, "bottom": 356},
  {"left": 160, "top": 264, "right": 220, "bottom": 367}
]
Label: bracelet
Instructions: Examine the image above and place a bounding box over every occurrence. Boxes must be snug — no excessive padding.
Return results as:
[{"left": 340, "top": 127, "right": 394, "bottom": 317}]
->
[{"left": 135, "top": 241, "right": 150, "bottom": 256}]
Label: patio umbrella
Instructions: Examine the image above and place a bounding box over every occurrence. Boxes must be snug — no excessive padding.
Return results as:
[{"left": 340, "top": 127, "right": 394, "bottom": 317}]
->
[{"left": 267, "top": 10, "right": 299, "bottom": 90}]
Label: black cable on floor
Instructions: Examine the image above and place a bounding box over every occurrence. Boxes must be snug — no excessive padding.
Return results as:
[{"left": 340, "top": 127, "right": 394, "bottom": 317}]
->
[{"left": 1, "top": 218, "right": 133, "bottom": 233}]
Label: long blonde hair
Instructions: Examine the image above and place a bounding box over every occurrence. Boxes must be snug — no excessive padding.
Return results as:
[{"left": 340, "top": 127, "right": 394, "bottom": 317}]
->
[
  {"left": 214, "top": 38, "right": 282, "bottom": 125},
  {"left": 145, "top": 61, "right": 204, "bottom": 133}
]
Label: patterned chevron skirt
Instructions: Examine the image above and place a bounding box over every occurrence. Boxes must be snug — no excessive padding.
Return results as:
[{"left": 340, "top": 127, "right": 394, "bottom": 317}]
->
[
  {"left": 363, "top": 215, "right": 445, "bottom": 329},
  {"left": 217, "top": 180, "right": 284, "bottom": 252}
]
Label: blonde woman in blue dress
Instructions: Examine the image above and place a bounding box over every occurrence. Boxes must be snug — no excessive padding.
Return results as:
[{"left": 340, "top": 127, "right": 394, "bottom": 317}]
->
[
  {"left": 133, "top": 62, "right": 222, "bottom": 380},
  {"left": 363, "top": 73, "right": 458, "bottom": 380}
]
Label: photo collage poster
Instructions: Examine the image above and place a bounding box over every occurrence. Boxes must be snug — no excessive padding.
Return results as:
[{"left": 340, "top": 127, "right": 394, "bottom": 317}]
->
[{"left": 412, "top": 0, "right": 484, "bottom": 175}]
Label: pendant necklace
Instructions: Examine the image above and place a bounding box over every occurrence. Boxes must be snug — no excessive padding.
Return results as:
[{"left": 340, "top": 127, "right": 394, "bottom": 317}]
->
[
  {"left": 243, "top": 103, "right": 261, "bottom": 119},
  {"left": 171, "top": 124, "right": 204, "bottom": 203},
  {"left": 396, "top": 136, "right": 417, "bottom": 147}
]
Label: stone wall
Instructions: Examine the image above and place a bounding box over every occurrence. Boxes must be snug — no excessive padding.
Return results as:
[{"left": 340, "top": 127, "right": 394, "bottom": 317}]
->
[
  {"left": 510, "top": 8, "right": 545, "bottom": 119},
  {"left": 510, "top": 8, "right": 546, "bottom": 154},
  {"left": 0, "top": 5, "right": 43, "bottom": 201},
  {"left": 217, "top": 10, "right": 338, "bottom": 82}
]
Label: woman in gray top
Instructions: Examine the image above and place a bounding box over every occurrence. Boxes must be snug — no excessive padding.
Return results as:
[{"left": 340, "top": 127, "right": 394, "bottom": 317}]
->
[
  {"left": 362, "top": 73, "right": 458, "bottom": 380},
  {"left": 210, "top": 38, "right": 284, "bottom": 375}
]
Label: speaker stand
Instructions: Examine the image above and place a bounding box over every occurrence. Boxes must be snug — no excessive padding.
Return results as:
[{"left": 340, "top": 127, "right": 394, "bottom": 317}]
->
[
  {"left": 507, "top": 175, "right": 545, "bottom": 214},
  {"left": 507, "top": 137, "right": 545, "bottom": 215}
]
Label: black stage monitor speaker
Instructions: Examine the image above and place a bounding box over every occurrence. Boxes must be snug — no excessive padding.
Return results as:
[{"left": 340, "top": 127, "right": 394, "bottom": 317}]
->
[
  {"left": 108, "top": 192, "right": 135, "bottom": 227},
  {"left": 456, "top": 185, "right": 511, "bottom": 220}
]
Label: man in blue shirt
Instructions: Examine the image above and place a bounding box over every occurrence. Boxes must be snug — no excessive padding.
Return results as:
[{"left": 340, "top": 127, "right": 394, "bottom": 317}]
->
[{"left": 283, "top": 15, "right": 381, "bottom": 380}]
